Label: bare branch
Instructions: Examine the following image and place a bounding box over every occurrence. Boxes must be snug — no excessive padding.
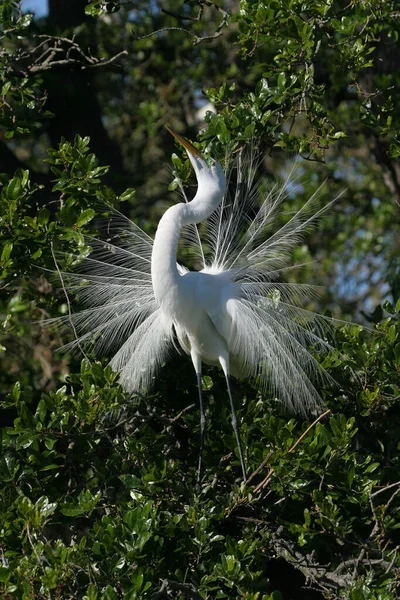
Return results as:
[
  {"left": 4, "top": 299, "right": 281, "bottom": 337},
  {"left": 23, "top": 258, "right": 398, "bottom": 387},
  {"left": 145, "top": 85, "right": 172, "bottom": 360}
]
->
[
  {"left": 370, "top": 480, "right": 400, "bottom": 498},
  {"left": 235, "top": 517, "right": 398, "bottom": 595},
  {"left": 246, "top": 450, "right": 273, "bottom": 485},
  {"left": 134, "top": 26, "right": 199, "bottom": 42},
  {"left": 11, "top": 34, "right": 127, "bottom": 74}
]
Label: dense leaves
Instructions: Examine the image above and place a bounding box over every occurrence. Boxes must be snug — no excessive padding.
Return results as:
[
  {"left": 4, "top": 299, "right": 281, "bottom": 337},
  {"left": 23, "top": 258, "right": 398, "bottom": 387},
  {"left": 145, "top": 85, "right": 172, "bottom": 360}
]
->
[
  {"left": 0, "top": 317, "right": 399, "bottom": 598},
  {"left": 1, "top": 1, "right": 400, "bottom": 598}
]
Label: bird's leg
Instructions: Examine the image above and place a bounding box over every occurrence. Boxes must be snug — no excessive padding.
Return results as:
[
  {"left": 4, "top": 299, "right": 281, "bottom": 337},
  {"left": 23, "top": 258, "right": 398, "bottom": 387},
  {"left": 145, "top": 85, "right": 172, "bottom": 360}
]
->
[
  {"left": 196, "top": 371, "right": 206, "bottom": 487},
  {"left": 191, "top": 351, "right": 206, "bottom": 487},
  {"left": 225, "top": 375, "right": 247, "bottom": 482},
  {"left": 220, "top": 356, "right": 247, "bottom": 482}
]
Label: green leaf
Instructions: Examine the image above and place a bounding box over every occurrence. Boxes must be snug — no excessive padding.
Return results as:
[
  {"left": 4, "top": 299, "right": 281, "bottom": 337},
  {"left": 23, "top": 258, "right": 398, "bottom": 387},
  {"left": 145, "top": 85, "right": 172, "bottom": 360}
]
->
[
  {"left": 119, "top": 188, "right": 136, "bottom": 202},
  {"left": 77, "top": 208, "right": 96, "bottom": 228},
  {"left": 1, "top": 241, "right": 13, "bottom": 263},
  {"left": 382, "top": 299, "right": 394, "bottom": 314},
  {"left": 36, "top": 496, "right": 57, "bottom": 519},
  {"left": 101, "top": 585, "right": 118, "bottom": 600},
  {"left": 171, "top": 153, "right": 181, "bottom": 168},
  {"left": 304, "top": 508, "right": 311, "bottom": 527},
  {"left": 1, "top": 81, "right": 11, "bottom": 95},
  {"left": 394, "top": 342, "right": 400, "bottom": 364},
  {"left": 12, "top": 381, "right": 21, "bottom": 401},
  {"left": 120, "top": 474, "right": 142, "bottom": 489},
  {"left": 201, "top": 375, "right": 213, "bottom": 391},
  {"left": 347, "top": 464, "right": 355, "bottom": 488},
  {"left": 168, "top": 178, "right": 179, "bottom": 191},
  {"left": 38, "top": 207, "right": 50, "bottom": 226},
  {"left": 84, "top": 584, "right": 99, "bottom": 600},
  {"left": 277, "top": 72, "right": 286, "bottom": 89},
  {"left": 20, "top": 13, "right": 32, "bottom": 27},
  {"left": 6, "top": 177, "right": 21, "bottom": 200},
  {"left": 85, "top": 2, "right": 101, "bottom": 16},
  {"left": 59, "top": 505, "right": 85, "bottom": 517},
  {"left": 40, "top": 464, "right": 60, "bottom": 472}
]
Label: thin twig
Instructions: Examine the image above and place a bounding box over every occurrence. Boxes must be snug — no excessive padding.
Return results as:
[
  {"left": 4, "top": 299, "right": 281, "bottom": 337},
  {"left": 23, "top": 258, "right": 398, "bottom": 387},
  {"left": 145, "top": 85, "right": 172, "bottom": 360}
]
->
[
  {"left": 253, "top": 409, "right": 331, "bottom": 493},
  {"left": 385, "top": 546, "right": 399, "bottom": 575},
  {"left": 170, "top": 403, "right": 196, "bottom": 423},
  {"left": 136, "top": 0, "right": 228, "bottom": 46},
  {"left": 134, "top": 26, "right": 199, "bottom": 41},
  {"left": 12, "top": 34, "right": 127, "bottom": 74},
  {"left": 28, "top": 50, "right": 128, "bottom": 73},
  {"left": 246, "top": 450, "right": 274, "bottom": 486},
  {"left": 26, "top": 525, "right": 42, "bottom": 564},
  {"left": 371, "top": 480, "right": 400, "bottom": 498}
]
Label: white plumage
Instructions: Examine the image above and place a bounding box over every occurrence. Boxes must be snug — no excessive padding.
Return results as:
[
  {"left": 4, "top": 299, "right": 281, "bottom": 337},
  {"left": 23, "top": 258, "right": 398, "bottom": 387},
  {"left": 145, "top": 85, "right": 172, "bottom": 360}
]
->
[{"left": 53, "top": 129, "right": 339, "bottom": 482}]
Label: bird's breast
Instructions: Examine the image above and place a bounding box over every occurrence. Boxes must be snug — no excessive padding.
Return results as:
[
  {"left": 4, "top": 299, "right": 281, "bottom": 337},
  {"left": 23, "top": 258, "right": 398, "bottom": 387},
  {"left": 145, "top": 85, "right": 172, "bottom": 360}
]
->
[{"left": 158, "top": 270, "right": 240, "bottom": 364}]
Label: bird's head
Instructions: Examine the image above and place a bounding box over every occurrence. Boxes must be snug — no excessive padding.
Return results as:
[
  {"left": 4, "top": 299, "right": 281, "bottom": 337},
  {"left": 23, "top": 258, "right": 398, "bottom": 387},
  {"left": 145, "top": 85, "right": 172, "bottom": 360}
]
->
[{"left": 166, "top": 126, "right": 226, "bottom": 195}]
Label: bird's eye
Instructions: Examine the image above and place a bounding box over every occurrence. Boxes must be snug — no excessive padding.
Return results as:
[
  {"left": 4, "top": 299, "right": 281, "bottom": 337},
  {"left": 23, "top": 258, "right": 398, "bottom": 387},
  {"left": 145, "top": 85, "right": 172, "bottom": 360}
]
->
[{"left": 205, "top": 156, "right": 215, "bottom": 167}]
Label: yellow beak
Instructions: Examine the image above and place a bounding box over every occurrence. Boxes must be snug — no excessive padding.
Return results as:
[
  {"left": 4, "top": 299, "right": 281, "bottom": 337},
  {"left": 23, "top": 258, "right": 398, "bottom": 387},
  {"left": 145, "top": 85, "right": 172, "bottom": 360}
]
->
[{"left": 165, "top": 126, "right": 204, "bottom": 159}]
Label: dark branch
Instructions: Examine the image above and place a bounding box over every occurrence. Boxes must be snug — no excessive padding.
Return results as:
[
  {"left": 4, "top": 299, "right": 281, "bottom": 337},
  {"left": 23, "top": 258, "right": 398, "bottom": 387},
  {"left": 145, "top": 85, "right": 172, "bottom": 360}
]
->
[
  {"left": 151, "top": 579, "right": 202, "bottom": 600},
  {"left": 10, "top": 35, "right": 127, "bottom": 74}
]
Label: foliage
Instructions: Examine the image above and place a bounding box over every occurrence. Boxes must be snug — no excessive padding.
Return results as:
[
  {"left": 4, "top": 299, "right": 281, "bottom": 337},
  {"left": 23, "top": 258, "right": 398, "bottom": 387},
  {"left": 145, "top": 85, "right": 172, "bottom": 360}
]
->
[
  {"left": 0, "top": 312, "right": 399, "bottom": 599},
  {"left": 1, "top": 1, "right": 400, "bottom": 598}
]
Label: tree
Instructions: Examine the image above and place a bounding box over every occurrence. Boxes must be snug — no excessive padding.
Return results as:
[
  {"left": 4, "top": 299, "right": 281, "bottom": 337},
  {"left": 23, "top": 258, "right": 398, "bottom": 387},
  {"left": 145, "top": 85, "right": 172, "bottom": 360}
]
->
[{"left": 0, "top": 1, "right": 399, "bottom": 598}]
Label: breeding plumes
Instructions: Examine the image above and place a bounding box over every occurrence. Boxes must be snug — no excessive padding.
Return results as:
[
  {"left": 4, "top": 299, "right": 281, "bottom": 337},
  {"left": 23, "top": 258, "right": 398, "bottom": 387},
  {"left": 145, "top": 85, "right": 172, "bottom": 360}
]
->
[{"left": 52, "top": 128, "right": 339, "bottom": 483}]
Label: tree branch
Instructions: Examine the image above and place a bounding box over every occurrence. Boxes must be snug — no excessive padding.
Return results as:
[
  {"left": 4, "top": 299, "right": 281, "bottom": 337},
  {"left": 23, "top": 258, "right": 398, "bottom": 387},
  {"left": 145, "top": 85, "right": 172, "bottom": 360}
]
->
[
  {"left": 151, "top": 579, "right": 202, "bottom": 600},
  {"left": 135, "top": 0, "right": 229, "bottom": 45},
  {"left": 11, "top": 35, "right": 127, "bottom": 74}
]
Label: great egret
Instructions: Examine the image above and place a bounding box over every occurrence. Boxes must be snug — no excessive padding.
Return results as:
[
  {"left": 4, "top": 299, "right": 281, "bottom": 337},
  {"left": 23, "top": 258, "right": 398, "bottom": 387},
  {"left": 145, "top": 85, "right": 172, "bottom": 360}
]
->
[{"left": 54, "top": 128, "right": 338, "bottom": 484}]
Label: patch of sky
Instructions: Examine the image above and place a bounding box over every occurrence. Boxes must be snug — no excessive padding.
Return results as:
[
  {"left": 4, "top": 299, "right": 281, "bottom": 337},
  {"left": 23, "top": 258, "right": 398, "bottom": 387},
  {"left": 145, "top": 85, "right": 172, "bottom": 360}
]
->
[{"left": 21, "top": 0, "right": 48, "bottom": 17}]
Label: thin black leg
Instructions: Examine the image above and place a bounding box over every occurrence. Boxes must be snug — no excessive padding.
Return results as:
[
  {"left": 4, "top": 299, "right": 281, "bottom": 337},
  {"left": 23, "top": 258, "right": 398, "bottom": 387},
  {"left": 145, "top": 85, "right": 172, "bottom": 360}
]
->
[
  {"left": 225, "top": 374, "right": 247, "bottom": 482},
  {"left": 196, "top": 372, "right": 206, "bottom": 487}
]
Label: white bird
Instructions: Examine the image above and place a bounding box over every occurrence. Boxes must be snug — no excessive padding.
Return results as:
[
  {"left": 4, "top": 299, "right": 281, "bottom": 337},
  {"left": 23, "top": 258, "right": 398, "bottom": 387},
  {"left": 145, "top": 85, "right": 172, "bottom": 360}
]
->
[{"left": 54, "top": 128, "right": 338, "bottom": 484}]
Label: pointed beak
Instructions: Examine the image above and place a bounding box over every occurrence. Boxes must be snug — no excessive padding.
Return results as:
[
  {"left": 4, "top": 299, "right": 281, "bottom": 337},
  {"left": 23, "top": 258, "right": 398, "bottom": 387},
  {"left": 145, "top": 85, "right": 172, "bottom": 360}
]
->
[{"left": 165, "top": 126, "right": 204, "bottom": 159}]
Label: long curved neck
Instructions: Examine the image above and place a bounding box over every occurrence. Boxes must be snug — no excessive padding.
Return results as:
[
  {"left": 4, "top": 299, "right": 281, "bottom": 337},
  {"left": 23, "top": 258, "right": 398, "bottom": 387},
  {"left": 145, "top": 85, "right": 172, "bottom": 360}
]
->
[{"left": 151, "top": 185, "right": 224, "bottom": 304}]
